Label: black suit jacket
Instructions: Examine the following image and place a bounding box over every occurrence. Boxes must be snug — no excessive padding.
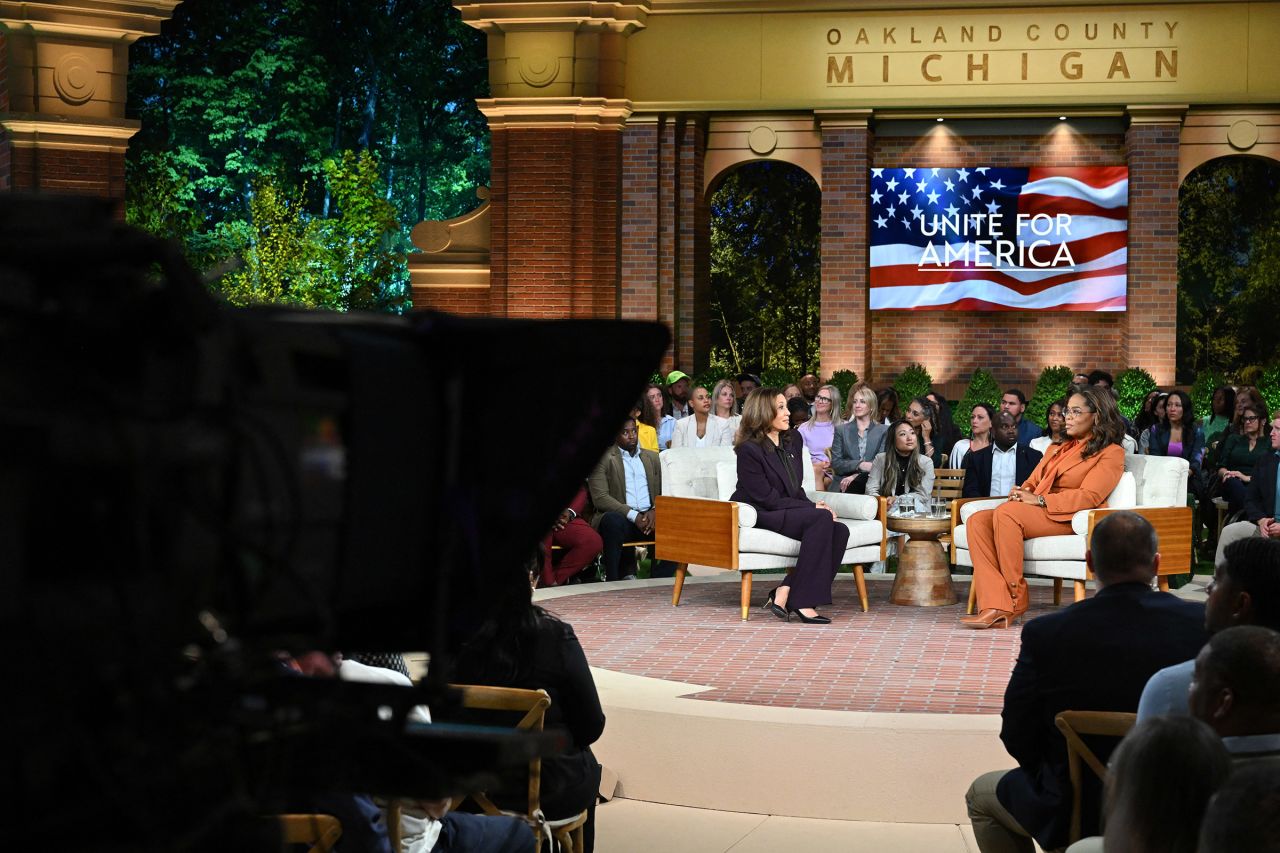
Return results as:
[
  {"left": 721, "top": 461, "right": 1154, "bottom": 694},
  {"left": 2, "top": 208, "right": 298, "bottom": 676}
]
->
[
  {"left": 996, "top": 583, "right": 1206, "bottom": 850},
  {"left": 962, "top": 443, "right": 1043, "bottom": 497},
  {"left": 730, "top": 432, "right": 812, "bottom": 513},
  {"left": 1245, "top": 451, "right": 1279, "bottom": 522}
]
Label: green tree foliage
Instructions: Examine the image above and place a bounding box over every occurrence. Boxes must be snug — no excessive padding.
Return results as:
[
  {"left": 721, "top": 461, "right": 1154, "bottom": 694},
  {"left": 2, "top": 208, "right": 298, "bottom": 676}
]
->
[
  {"left": 710, "top": 162, "right": 820, "bottom": 376},
  {"left": 761, "top": 368, "right": 799, "bottom": 389},
  {"left": 1026, "top": 366, "right": 1075, "bottom": 429},
  {"left": 1260, "top": 365, "right": 1280, "bottom": 417},
  {"left": 955, "top": 369, "right": 1002, "bottom": 438},
  {"left": 1114, "top": 367, "right": 1157, "bottom": 421},
  {"left": 828, "top": 370, "right": 860, "bottom": 406},
  {"left": 126, "top": 0, "right": 489, "bottom": 307},
  {"left": 316, "top": 150, "right": 409, "bottom": 312},
  {"left": 893, "top": 363, "right": 933, "bottom": 404},
  {"left": 1178, "top": 157, "right": 1280, "bottom": 380},
  {"left": 219, "top": 178, "right": 321, "bottom": 307}
]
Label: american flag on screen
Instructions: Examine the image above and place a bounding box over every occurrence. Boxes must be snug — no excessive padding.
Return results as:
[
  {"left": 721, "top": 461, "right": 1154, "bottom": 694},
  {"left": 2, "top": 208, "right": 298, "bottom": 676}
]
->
[{"left": 868, "top": 166, "right": 1128, "bottom": 311}]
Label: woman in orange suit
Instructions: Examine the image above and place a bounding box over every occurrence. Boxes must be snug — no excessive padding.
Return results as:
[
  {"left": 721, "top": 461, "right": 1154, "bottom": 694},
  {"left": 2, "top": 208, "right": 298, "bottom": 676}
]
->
[{"left": 961, "top": 385, "right": 1127, "bottom": 629}]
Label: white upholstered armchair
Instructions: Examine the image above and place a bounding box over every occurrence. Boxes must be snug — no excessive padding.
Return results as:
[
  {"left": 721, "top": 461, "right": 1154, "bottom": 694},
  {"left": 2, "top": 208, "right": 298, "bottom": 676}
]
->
[
  {"left": 654, "top": 447, "right": 887, "bottom": 620},
  {"left": 951, "top": 453, "right": 1193, "bottom": 610}
]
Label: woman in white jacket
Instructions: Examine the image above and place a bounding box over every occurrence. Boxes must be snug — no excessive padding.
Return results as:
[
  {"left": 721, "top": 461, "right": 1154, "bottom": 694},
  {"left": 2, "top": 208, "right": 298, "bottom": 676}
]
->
[{"left": 671, "top": 385, "right": 736, "bottom": 448}]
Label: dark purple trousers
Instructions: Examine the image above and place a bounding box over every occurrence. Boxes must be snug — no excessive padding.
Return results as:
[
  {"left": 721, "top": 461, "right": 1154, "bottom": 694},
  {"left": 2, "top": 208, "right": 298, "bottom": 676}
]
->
[{"left": 755, "top": 506, "right": 849, "bottom": 609}]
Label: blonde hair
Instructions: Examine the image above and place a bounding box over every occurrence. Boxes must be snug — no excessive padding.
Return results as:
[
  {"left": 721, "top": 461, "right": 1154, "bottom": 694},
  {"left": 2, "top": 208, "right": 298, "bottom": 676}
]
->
[
  {"left": 845, "top": 384, "right": 878, "bottom": 421},
  {"left": 817, "top": 384, "right": 844, "bottom": 425},
  {"left": 711, "top": 378, "right": 737, "bottom": 418},
  {"left": 735, "top": 387, "right": 784, "bottom": 448}
]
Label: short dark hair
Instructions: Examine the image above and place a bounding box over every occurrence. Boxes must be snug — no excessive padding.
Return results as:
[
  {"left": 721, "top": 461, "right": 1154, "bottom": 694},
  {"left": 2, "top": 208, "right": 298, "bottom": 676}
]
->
[
  {"left": 736, "top": 372, "right": 761, "bottom": 386},
  {"left": 1198, "top": 764, "right": 1280, "bottom": 853},
  {"left": 1222, "top": 538, "right": 1280, "bottom": 630},
  {"left": 787, "top": 396, "right": 810, "bottom": 417},
  {"left": 1089, "top": 511, "right": 1158, "bottom": 582},
  {"left": 1003, "top": 388, "right": 1026, "bottom": 404},
  {"left": 1089, "top": 369, "right": 1114, "bottom": 386},
  {"left": 1201, "top": 625, "right": 1280, "bottom": 712}
]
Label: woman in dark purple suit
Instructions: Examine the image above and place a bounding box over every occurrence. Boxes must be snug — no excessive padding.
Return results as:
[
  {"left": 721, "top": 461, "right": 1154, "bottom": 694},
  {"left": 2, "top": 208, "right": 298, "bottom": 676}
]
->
[{"left": 732, "top": 388, "right": 850, "bottom": 625}]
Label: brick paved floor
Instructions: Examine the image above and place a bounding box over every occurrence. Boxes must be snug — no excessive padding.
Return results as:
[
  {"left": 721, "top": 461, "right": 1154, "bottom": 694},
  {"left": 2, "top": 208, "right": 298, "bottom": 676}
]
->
[{"left": 544, "top": 578, "right": 1063, "bottom": 715}]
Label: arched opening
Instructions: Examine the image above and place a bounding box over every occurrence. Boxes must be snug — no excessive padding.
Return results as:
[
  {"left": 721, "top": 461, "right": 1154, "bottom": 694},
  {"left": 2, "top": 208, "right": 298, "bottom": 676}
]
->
[
  {"left": 707, "top": 160, "right": 821, "bottom": 378},
  {"left": 1178, "top": 155, "right": 1280, "bottom": 383}
]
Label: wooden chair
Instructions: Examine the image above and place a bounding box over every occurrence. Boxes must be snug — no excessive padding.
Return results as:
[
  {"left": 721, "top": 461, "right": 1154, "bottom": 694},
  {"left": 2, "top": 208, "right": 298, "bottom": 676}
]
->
[
  {"left": 932, "top": 468, "right": 966, "bottom": 556},
  {"left": 278, "top": 814, "right": 342, "bottom": 853},
  {"left": 449, "top": 684, "right": 589, "bottom": 853},
  {"left": 1054, "top": 710, "right": 1137, "bottom": 845}
]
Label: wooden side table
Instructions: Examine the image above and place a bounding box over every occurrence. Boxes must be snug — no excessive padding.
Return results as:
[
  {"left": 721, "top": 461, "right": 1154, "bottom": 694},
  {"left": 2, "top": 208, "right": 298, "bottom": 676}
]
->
[{"left": 886, "top": 514, "right": 957, "bottom": 606}]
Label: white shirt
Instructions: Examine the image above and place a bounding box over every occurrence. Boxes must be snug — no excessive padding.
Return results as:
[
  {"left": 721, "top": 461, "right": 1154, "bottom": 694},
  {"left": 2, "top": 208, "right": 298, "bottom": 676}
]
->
[
  {"left": 991, "top": 443, "right": 1019, "bottom": 496},
  {"left": 620, "top": 446, "right": 651, "bottom": 523},
  {"left": 951, "top": 439, "right": 972, "bottom": 469}
]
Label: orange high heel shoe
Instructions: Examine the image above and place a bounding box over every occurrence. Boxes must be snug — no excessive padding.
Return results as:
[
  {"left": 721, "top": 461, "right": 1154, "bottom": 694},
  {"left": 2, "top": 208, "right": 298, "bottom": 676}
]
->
[{"left": 960, "top": 609, "right": 1016, "bottom": 630}]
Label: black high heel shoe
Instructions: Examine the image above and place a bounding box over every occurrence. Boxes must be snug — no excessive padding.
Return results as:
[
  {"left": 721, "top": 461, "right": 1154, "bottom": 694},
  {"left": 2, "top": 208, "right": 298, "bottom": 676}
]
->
[
  {"left": 763, "top": 588, "right": 789, "bottom": 621},
  {"left": 788, "top": 607, "right": 831, "bottom": 625}
]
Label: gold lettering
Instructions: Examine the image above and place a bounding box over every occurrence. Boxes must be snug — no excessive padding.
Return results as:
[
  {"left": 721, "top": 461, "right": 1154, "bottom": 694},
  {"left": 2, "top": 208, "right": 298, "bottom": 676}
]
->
[
  {"left": 827, "top": 28, "right": 842, "bottom": 45},
  {"left": 883, "top": 54, "right": 890, "bottom": 82},
  {"left": 855, "top": 28, "right": 869, "bottom": 45},
  {"left": 884, "top": 27, "right": 896, "bottom": 44},
  {"left": 1156, "top": 49, "right": 1178, "bottom": 78},
  {"left": 934, "top": 26, "right": 947, "bottom": 44},
  {"left": 922, "top": 54, "right": 942, "bottom": 82},
  {"left": 1165, "top": 21, "right": 1178, "bottom": 38},
  {"left": 1021, "top": 52, "right": 1029, "bottom": 80},
  {"left": 1055, "top": 23, "right": 1070, "bottom": 41},
  {"left": 827, "top": 55, "right": 854, "bottom": 84},
  {"left": 989, "top": 25, "right": 1002, "bottom": 42},
  {"left": 1027, "top": 24, "right": 1040, "bottom": 41},
  {"left": 1113, "top": 23, "right": 1126, "bottom": 39},
  {"left": 1085, "top": 23, "right": 1098, "bottom": 40},
  {"left": 968, "top": 52, "right": 989, "bottom": 81},
  {"left": 1060, "top": 51, "right": 1083, "bottom": 79},
  {"left": 1107, "top": 51, "right": 1130, "bottom": 79},
  {"left": 961, "top": 25, "right": 974, "bottom": 43},
  {"left": 910, "top": 27, "right": 922, "bottom": 44},
  {"left": 1140, "top": 21, "right": 1153, "bottom": 38}
]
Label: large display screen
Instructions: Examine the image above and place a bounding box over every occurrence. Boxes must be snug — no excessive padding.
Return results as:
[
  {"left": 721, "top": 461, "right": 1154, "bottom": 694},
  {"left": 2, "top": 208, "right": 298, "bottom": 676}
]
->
[{"left": 868, "top": 166, "right": 1128, "bottom": 311}]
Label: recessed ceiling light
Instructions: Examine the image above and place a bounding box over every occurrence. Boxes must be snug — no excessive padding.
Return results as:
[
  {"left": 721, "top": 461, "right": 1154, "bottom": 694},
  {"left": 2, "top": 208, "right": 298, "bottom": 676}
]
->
[
  {"left": 936, "top": 117, "right": 944, "bottom": 123},
  {"left": 1059, "top": 115, "right": 1067, "bottom": 121}
]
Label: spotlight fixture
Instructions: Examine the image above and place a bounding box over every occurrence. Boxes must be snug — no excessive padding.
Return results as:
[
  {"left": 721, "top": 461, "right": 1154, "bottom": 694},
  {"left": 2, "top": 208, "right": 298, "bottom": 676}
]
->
[
  {"left": 1058, "top": 115, "right": 1067, "bottom": 121},
  {"left": 936, "top": 117, "right": 944, "bottom": 123}
]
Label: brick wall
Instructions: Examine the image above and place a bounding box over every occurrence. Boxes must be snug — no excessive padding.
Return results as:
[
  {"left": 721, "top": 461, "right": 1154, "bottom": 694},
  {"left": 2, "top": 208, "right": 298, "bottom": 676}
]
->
[
  {"left": 412, "top": 287, "right": 492, "bottom": 315},
  {"left": 1124, "top": 121, "right": 1180, "bottom": 385},
  {"left": 820, "top": 123, "right": 870, "bottom": 381},
  {"left": 621, "top": 120, "right": 660, "bottom": 327},
  {"left": 864, "top": 130, "right": 1133, "bottom": 393},
  {"left": 9, "top": 146, "right": 127, "bottom": 199}
]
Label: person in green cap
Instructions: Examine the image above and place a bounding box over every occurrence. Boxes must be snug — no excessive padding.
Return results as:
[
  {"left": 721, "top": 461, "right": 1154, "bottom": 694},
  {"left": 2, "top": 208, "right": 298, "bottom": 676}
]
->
[{"left": 666, "top": 370, "right": 691, "bottom": 420}]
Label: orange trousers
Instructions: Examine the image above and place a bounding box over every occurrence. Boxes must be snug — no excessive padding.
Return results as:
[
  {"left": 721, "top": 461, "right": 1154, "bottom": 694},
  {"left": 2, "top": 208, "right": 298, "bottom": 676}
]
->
[{"left": 967, "top": 501, "right": 1074, "bottom": 612}]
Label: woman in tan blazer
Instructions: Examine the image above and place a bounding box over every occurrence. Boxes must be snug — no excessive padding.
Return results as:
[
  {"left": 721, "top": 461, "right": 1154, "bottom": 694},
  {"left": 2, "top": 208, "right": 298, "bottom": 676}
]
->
[{"left": 962, "top": 385, "right": 1127, "bottom": 629}]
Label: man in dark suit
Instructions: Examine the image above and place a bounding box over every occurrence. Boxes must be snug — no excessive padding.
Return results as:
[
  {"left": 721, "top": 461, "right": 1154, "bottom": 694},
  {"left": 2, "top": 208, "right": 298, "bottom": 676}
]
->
[
  {"left": 1215, "top": 412, "right": 1280, "bottom": 566},
  {"left": 965, "top": 511, "right": 1207, "bottom": 853},
  {"left": 587, "top": 418, "right": 673, "bottom": 581},
  {"left": 963, "top": 412, "right": 1043, "bottom": 498}
]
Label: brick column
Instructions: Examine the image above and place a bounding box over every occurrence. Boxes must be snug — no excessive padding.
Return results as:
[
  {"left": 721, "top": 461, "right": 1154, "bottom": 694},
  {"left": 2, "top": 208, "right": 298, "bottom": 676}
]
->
[
  {"left": 1125, "top": 106, "right": 1185, "bottom": 385},
  {"left": 674, "top": 115, "right": 709, "bottom": 372},
  {"left": 621, "top": 115, "right": 660, "bottom": 324},
  {"left": 0, "top": 30, "right": 9, "bottom": 192},
  {"left": 816, "top": 111, "right": 872, "bottom": 381}
]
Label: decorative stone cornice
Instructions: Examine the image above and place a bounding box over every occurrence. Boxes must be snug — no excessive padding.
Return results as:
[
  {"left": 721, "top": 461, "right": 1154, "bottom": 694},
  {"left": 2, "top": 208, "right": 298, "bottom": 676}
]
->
[
  {"left": 0, "top": 1, "right": 182, "bottom": 40},
  {"left": 1, "top": 113, "right": 140, "bottom": 151},
  {"left": 814, "top": 109, "right": 873, "bottom": 129},
  {"left": 479, "top": 97, "right": 633, "bottom": 130},
  {"left": 454, "top": 1, "right": 649, "bottom": 34},
  {"left": 1127, "top": 104, "right": 1189, "bottom": 125}
]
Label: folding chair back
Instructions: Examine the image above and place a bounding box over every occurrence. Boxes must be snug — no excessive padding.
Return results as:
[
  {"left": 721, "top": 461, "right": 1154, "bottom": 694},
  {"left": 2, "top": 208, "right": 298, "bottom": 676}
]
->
[{"left": 1054, "top": 710, "right": 1137, "bottom": 844}]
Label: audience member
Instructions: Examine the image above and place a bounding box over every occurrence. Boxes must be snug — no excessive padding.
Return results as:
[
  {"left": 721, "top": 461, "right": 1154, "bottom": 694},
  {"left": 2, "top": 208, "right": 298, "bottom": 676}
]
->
[
  {"left": 736, "top": 372, "right": 762, "bottom": 409},
  {"left": 1189, "top": 625, "right": 1280, "bottom": 768},
  {"left": 540, "top": 485, "right": 604, "bottom": 587},
  {"left": 732, "top": 388, "right": 848, "bottom": 625},
  {"left": 1216, "top": 411, "right": 1280, "bottom": 565},
  {"left": 586, "top": 418, "right": 673, "bottom": 581},
  {"left": 645, "top": 383, "right": 676, "bottom": 450},
  {"left": 950, "top": 403, "right": 995, "bottom": 470},
  {"left": 963, "top": 412, "right": 1043, "bottom": 498},
  {"left": 1203, "top": 385, "right": 1236, "bottom": 447},
  {"left": 799, "top": 384, "right": 841, "bottom": 489},
  {"left": 1063, "top": 716, "right": 1230, "bottom": 853},
  {"left": 1215, "top": 401, "right": 1270, "bottom": 515},
  {"left": 867, "top": 418, "right": 935, "bottom": 510},
  {"left": 965, "top": 512, "right": 1207, "bottom": 852},
  {"left": 630, "top": 396, "right": 660, "bottom": 453},
  {"left": 1132, "top": 390, "right": 1163, "bottom": 442},
  {"left": 1087, "top": 370, "right": 1114, "bottom": 390},
  {"left": 963, "top": 385, "right": 1126, "bottom": 629},
  {"left": 671, "top": 385, "right": 734, "bottom": 448},
  {"left": 1198, "top": 764, "right": 1280, "bottom": 853},
  {"left": 1000, "top": 388, "right": 1040, "bottom": 446},
  {"left": 1030, "top": 398, "right": 1068, "bottom": 455},
  {"left": 831, "top": 385, "right": 888, "bottom": 494},
  {"left": 926, "top": 391, "right": 963, "bottom": 461},
  {"left": 1072, "top": 371, "right": 1091, "bottom": 386},
  {"left": 1147, "top": 389, "right": 1206, "bottom": 496},
  {"left": 798, "top": 373, "right": 820, "bottom": 410},
  {"left": 666, "top": 370, "right": 692, "bottom": 419},
  {"left": 451, "top": 551, "right": 605, "bottom": 853},
  {"left": 782, "top": 383, "right": 802, "bottom": 401},
  {"left": 905, "top": 396, "right": 945, "bottom": 468},
  {"left": 787, "top": 395, "right": 811, "bottom": 429},
  {"left": 1137, "top": 392, "right": 1167, "bottom": 454},
  {"left": 877, "top": 387, "right": 901, "bottom": 425},
  {"left": 711, "top": 378, "right": 740, "bottom": 423},
  {"left": 1139, "top": 536, "right": 1280, "bottom": 719},
  {"left": 1232, "top": 386, "right": 1261, "bottom": 433}
]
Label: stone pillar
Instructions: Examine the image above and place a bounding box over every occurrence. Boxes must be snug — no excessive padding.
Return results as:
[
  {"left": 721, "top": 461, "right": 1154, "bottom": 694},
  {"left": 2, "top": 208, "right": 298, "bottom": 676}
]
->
[
  {"left": 0, "top": 2, "right": 181, "bottom": 203},
  {"left": 1125, "top": 105, "right": 1186, "bottom": 385},
  {"left": 816, "top": 110, "right": 872, "bottom": 382}
]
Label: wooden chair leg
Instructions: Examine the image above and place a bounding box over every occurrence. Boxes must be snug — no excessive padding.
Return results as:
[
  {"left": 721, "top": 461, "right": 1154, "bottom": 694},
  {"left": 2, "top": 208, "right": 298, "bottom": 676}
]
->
[
  {"left": 1053, "top": 578, "right": 1063, "bottom": 606},
  {"left": 1073, "top": 580, "right": 1087, "bottom": 602},
  {"left": 967, "top": 577, "right": 977, "bottom": 615},
  {"left": 853, "top": 564, "right": 869, "bottom": 612},
  {"left": 740, "top": 571, "right": 753, "bottom": 621},
  {"left": 1157, "top": 576, "right": 1170, "bottom": 592},
  {"left": 671, "top": 563, "right": 688, "bottom": 606}
]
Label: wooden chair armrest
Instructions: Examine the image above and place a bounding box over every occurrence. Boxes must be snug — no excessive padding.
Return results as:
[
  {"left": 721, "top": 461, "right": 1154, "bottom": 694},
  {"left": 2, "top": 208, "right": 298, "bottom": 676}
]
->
[
  {"left": 655, "top": 495, "right": 739, "bottom": 569},
  {"left": 878, "top": 496, "right": 889, "bottom": 561},
  {"left": 1086, "top": 506, "right": 1192, "bottom": 576}
]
